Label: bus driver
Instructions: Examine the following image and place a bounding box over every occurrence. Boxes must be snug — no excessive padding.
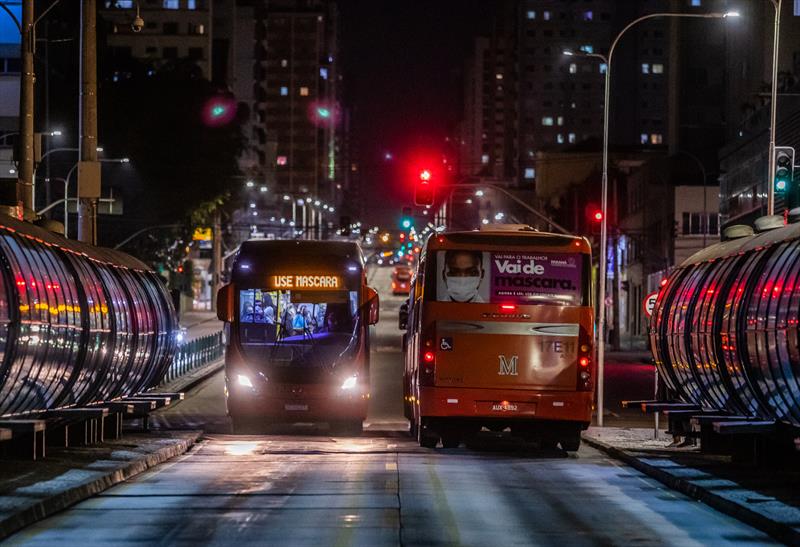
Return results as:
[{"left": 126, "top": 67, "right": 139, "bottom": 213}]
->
[{"left": 442, "top": 250, "right": 485, "bottom": 303}]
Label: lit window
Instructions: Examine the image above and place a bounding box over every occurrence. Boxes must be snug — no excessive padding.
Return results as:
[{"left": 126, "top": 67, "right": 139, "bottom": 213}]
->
[
  {"left": 163, "top": 0, "right": 179, "bottom": 8},
  {"left": 652, "top": 63, "right": 664, "bottom": 74},
  {"left": 583, "top": 11, "right": 593, "bottom": 21},
  {"left": 543, "top": 10, "right": 551, "bottom": 20},
  {"left": 691, "top": 0, "right": 701, "bottom": 5},
  {"left": 187, "top": 0, "right": 196, "bottom": 8},
  {"left": 570, "top": 102, "right": 577, "bottom": 109},
  {"left": 277, "top": 156, "right": 288, "bottom": 166},
  {"left": 299, "top": 86, "right": 309, "bottom": 96},
  {"left": 320, "top": 67, "right": 328, "bottom": 80},
  {"left": 569, "top": 63, "right": 577, "bottom": 74},
  {"left": 568, "top": 133, "right": 576, "bottom": 143},
  {"left": 542, "top": 116, "right": 554, "bottom": 126},
  {"left": 526, "top": 10, "right": 536, "bottom": 19},
  {"left": 641, "top": 63, "right": 650, "bottom": 74},
  {"left": 579, "top": 45, "right": 593, "bottom": 53},
  {"left": 599, "top": 63, "right": 607, "bottom": 74},
  {"left": 557, "top": 134, "right": 565, "bottom": 144},
  {"left": 557, "top": 116, "right": 564, "bottom": 126},
  {"left": 650, "top": 133, "right": 663, "bottom": 144},
  {"left": 481, "top": 154, "right": 490, "bottom": 165},
  {"left": 281, "top": 59, "right": 288, "bottom": 67},
  {"left": 524, "top": 168, "right": 536, "bottom": 179},
  {"left": 640, "top": 133, "right": 648, "bottom": 144},
  {"left": 112, "top": 0, "right": 133, "bottom": 6},
  {"left": 496, "top": 73, "right": 503, "bottom": 80},
  {"left": 280, "top": 86, "right": 288, "bottom": 96}
]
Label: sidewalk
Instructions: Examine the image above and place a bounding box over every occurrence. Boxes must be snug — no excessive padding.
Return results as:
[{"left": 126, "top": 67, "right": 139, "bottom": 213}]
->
[
  {"left": 0, "top": 431, "right": 201, "bottom": 541},
  {"left": 583, "top": 427, "right": 800, "bottom": 545}
]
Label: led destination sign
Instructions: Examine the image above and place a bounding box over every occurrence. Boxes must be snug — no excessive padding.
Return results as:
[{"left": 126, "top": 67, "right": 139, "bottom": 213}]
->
[{"left": 272, "top": 275, "right": 341, "bottom": 290}]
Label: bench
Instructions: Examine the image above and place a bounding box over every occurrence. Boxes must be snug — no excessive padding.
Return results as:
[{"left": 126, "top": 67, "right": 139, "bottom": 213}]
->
[
  {"left": 0, "top": 420, "right": 46, "bottom": 460},
  {"left": 118, "top": 398, "right": 161, "bottom": 431},
  {"left": 45, "top": 408, "right": 109, "bottom": 447},
  {"left": 147, "top": 392, "right": 185, "bottom": 403}
]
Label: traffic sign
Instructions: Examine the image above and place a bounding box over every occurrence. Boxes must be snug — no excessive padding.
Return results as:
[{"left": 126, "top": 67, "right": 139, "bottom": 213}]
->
[{"left": 643, "top": 291, "right": 659, "bottom": 318}]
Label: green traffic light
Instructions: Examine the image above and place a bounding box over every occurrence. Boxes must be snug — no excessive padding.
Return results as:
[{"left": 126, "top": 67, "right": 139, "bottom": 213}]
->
[
  {"left": 401, "top": 218, "right": 412, "bottom": 229},
  {"left": 211, "top": 105, "right": 226, "bottom": 117}
]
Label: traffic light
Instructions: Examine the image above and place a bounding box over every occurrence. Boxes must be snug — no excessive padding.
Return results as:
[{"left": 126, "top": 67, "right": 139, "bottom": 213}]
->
[
  {"left": 593, "top": 210, "right": 603, "bottom": 222},
  {"left": 400, "top": 207, "right": 413, "bottom": 230},
  {"left": 774, "top": 146, "right": 795, "bottom": 193},
  {"left": 414, "top": 169, "right": 435, "bottom": 206}
]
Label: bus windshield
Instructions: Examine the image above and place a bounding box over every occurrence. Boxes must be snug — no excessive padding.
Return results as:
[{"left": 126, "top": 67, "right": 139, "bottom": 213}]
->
[
  {"left": 238, "top": 288, "right": 360, "bottom": 367},
  {"left": 432, "top": 249, "right": 585, "bottom": 306}
]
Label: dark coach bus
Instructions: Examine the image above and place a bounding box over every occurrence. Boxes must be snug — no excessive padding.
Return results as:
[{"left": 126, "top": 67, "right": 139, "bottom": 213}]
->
[{"left": 216, "top": 240, "right": 379, "bottom": 433}]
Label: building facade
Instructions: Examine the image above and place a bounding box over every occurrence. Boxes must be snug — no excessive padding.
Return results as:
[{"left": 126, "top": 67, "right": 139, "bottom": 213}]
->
[
  {"left": 100, "top": 0, "right": 213, "bottom": 79},
  {"left": 252, "top": 0, "right": 341, "bottom": 204}
]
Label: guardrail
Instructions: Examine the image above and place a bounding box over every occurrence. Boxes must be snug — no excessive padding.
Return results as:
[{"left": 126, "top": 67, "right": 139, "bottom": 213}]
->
[{"left": 161, "top": 332, "right": 224, "bottom": 384}]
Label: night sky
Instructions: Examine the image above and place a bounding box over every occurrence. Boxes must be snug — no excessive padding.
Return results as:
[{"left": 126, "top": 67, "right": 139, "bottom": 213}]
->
[{"left": 339, "top": 1, "right": 496, "bottom": 225}]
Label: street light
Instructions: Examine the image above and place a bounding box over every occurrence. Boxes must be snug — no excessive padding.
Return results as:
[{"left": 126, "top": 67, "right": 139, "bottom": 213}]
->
[
  {"left": 45, "top": 157, "right": 131, "bottom": 238},
  {"left": 767, "top": 0, "right": 781, "bottom": 215},
  {"left": 564, "top": 9, "right": 739, "bottom": 427}
]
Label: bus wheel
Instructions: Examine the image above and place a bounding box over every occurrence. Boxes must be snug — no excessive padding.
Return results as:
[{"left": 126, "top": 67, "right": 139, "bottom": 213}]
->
[
  {"left": 440, "top": 429, "right": 461, "bottom": 449},
  {"left": 417, "top": 417, "right": 438, "bottom": 449},
  {"left": 559, "top": 432, "right": 581, "bottom": 452}
]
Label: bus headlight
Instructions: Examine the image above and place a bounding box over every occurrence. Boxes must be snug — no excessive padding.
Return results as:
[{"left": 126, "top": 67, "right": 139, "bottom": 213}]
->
[
  {"left": 340, "top": 375, "right": 357, "bottom": 390},
  {"left": 237, "top": 374, "right": 254, "bottom": 388}
]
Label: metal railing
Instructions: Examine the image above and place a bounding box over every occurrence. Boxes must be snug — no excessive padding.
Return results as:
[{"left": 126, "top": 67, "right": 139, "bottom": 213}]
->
[{"left": 161, "top": 332, "right": 224, "bottom": 384}]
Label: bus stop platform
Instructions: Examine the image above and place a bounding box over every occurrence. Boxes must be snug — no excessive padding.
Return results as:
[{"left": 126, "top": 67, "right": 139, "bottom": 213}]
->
[
  {"left": 0, "top": 431, "right": 200, "bottom": 541},
  {"left": 582, "top": 426, "right": 800, "bottom": 545}
]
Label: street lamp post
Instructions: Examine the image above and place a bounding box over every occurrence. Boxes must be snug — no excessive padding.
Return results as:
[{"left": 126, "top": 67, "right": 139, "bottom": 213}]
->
[
  {"left": 42, "top": 157, "right": 129, "bottom": 238},
  {"left": 565, "top": 9, "right": 739, "bottom": 427},
  {"left": 767, "top": 0, "right": 782, "bottom": 215}
]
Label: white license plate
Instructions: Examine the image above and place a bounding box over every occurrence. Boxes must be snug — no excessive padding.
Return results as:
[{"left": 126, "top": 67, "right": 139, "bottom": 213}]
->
[{"left": 284, "top": 404, "right": 308, "bottom": 411}]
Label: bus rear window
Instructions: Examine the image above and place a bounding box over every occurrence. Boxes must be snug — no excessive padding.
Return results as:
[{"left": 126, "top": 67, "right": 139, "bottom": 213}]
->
[{"left": 433, "top": 250, "right": 585, "bottom": 306}]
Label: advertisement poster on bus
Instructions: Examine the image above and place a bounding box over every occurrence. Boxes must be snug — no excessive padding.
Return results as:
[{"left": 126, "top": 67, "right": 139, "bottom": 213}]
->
[{"left": 435, "top": 251, "right": 583, "bottom": 305}]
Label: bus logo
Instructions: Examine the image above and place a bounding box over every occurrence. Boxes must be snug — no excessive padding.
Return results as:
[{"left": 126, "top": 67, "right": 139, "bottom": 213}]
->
[{"left": 498, "top": 355, "right": 519, "bottom": 376}]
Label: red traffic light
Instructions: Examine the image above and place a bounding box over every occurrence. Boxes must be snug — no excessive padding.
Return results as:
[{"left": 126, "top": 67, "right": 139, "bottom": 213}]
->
[{"left": 414, "top": 169, "right": 435, "bottom": 206}]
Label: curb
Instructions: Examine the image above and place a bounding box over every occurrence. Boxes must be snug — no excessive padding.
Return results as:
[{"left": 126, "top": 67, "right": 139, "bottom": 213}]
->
[
  {"left": 581, "top": 433, "right": 800, "bottom": 545},
  {"left": 0, "top": 431, "right": 202, "bottom": 541}
]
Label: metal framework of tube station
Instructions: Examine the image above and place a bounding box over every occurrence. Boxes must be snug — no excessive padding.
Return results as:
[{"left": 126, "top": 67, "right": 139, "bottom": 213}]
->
[
  {"left": 0, "top": 214, "right": 177, "bottom": 418},
  {"left": 651, "top": 218, "right": 800, "bottom": 429}
]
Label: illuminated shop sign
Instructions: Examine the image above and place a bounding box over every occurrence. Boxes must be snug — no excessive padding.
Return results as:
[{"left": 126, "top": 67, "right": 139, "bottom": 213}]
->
[{"left": 272, "top": 275, "right": 341, "bottom": 290}]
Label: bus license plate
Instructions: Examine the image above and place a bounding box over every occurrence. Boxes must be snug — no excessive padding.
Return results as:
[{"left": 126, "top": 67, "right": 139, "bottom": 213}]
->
[{"left": 284, "top": 404, "right": 308, "bottom": 411}]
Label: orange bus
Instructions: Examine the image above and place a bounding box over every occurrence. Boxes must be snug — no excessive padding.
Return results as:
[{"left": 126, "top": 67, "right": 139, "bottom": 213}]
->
[
  {"left": 400, "top": 226, "right": 594, "bottom": 450},
  {"left": 216, "top": 240, "right": 379, "bottom": 434}
]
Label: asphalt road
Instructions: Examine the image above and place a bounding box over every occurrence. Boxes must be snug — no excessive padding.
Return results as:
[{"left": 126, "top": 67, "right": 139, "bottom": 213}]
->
[{"left": 7, "top": 267, "right": 775, "bottom": 546}]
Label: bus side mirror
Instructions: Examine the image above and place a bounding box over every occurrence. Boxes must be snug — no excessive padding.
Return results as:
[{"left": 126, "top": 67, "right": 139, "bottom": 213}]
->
[
  {"left": 367, "top": 286, "right": 380, "bottom": 325},
  {"left": 398, "top": 301, "right": 409, "bottom": 330},
  {"left": 216, "top": 284, "right": 234, "bottom": 322}
]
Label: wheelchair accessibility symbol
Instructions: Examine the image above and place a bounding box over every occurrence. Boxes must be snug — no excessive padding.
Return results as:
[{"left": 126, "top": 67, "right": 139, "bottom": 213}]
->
[{"left": 439, "top": 337, "right": 453, "bottom": 351}]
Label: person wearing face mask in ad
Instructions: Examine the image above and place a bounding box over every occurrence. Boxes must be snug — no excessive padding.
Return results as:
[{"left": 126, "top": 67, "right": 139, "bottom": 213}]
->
[{"left": 440, "top": 250, "right": 487, "bottom": 303}]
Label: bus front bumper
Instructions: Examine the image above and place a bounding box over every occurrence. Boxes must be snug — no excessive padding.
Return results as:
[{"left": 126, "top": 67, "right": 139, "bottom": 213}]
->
[
  {"left": 227, "top": 382, "right": 369, "bottom": 421},
  {"left": 416, "top": 386, "right": 593, "bottom": 424}
]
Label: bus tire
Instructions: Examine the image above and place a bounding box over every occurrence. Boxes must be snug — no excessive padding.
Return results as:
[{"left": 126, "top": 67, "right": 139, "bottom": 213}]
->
[
  {"left": 560, "top": 432, "right": 581, "bottom": 452},
  {"left": 440, "top": 429, "right": 461, "bottom": 449},
  {"left": 417, "top": 417, "right": 438, "bottom": 449}
]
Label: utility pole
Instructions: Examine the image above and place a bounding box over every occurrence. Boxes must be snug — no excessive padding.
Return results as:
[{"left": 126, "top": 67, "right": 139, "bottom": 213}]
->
[
  {"left": 212, "top": 209, "right": 222, "bottom": 312},
  {"left": 17, "top": 0, "right": 34, "bottom": 218},
  {"left": 78, "top": 0, "right": 100, "bottom": 244}
]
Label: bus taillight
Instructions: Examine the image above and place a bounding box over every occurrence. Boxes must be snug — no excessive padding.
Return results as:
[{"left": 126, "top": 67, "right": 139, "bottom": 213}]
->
[
  {"left": 577, "top": 336, "right": 593, "bottom": 391},
  {"left": 420, "top": 341, "right": 436, "bottom": 386}
]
